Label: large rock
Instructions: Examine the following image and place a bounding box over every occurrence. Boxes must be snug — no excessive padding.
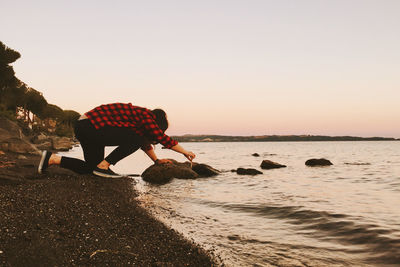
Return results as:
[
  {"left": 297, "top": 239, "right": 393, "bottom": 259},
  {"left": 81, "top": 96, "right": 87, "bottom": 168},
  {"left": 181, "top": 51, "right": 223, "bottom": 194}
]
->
[
  {"left": 236, "top": 168, "right": 263, "bottom": 175},
  {"left": 0, "top": 137, "right": 40, "bottom": 154},
  {"left": 141, "top": 160, "right": 220, "bottom": 184},
  {"left": 0, "top": 118, "right": 40, "bottom": 154},
  {"left": 305, "top": 158, "right": 333, "bottom": 166},
  {"left": 35, "top": 141, "right": 52, "bottom": 150},
  {"left": 0, "top": 117, "right": 23, "bottom": 138},
  {"left": 31, "top": 133, "right": 51, "bottom": 144},
  {"left": 260, "top": 160, "right": 286, "bottom": 169},
  {"left": 51, "top": 136, "right": 74, "bottom": 151},
  {"left": 142, "top": 162, "right": 198, "bottom": 184}
]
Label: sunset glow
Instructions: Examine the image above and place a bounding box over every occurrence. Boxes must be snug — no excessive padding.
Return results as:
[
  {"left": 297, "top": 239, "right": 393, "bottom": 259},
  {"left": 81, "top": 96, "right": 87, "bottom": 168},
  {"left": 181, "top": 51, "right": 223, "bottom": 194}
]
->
[{"left": 1, "top": 0, "right": 399, "bottom": 137}]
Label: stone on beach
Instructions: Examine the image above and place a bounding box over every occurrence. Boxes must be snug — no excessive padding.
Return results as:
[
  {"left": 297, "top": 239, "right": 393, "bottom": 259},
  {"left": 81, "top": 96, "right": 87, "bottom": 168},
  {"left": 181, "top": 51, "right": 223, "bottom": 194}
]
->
[
  {"left": 141, "top": 160, "right": 220, "bottom": 184},
  {"left": 305, "top": 158, "right": 333, "bottom": 166},
  {"left": 51, "top": 136, "right": 74, "bottom": 151},
  {"left": 35, "top": 141, "right": 52, "bottom": 150},
  {"left": 32, "top": 133, "right": 75, "bottom": 151},
  {"left": 252, "top": 153, "right": 260, "bottom": 157},
  {"left": 0, "top": 118, "right": 40, "bottom": 154},
  {"left": 236, "top": 168, "right": 263, "bottom": 175},
  {"left": 0, "top": 118, "right": 76, "bottom": 153},
  {"left": 0, "top": 137, "right": 40, "bottom": 154},
  {"left": 260, "top": 160, "right": 286, "bottom": 169},
  {"left": 31, "top": 133, "right": 50, "bottom": 144}
]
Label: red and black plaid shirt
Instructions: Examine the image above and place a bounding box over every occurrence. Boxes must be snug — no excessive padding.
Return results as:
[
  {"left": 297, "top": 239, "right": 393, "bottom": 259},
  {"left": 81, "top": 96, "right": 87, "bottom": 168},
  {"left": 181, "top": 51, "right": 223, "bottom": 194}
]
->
[{"left": 85, "top": 103, "right": 178, "bottom": 149}]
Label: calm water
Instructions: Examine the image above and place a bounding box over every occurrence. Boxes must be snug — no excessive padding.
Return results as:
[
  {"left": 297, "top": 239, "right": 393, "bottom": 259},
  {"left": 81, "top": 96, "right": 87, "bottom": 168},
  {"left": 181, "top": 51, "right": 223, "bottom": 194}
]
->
[{"left": 63, "top": 141, "right": 400, "bottom": 266}]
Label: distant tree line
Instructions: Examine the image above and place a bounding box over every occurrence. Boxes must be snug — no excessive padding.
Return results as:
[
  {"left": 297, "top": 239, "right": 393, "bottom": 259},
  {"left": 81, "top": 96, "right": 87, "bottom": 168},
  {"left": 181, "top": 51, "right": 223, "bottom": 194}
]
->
[
  {"left": 172, "top": 134, "right": 397, "bottom": 142},
  {"left": 0, "top": 41, "right": 80, "bottom": 136}
]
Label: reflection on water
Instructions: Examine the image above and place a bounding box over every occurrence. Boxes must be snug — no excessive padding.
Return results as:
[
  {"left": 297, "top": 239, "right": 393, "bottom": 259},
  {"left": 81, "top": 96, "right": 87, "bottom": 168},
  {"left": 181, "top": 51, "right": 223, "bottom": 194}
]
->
[{"left": 62, "top": 141, "right": 400, "bottom": 266}]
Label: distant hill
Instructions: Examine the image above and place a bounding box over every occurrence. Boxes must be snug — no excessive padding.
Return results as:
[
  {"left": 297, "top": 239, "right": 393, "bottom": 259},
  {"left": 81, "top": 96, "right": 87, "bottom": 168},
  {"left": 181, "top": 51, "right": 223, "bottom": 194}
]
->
[{"left": 171, "top": 134, "right": 398, "bottom": 142}]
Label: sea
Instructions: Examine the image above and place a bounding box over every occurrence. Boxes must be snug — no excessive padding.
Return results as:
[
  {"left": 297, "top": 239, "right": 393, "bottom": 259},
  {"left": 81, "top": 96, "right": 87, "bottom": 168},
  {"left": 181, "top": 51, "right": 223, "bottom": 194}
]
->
[{"left": 61, "top": 141, "right": 400, "bottom": 267}]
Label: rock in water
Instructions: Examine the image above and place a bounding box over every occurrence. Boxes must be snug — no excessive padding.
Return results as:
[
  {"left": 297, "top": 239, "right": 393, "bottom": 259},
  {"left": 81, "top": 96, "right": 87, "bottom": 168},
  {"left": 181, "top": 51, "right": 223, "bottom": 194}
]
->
[
  {"left": 142, "top": 163, "right": 198, "bottom": 184},
  {"left": 236, "top": 168, "right": 263, "bottom": 175},
  {"left": 192, "top": 163, "right": 220, "bottom": 177},
  {"left": 260, "top": 160, "right": 286, "bottom": 169},
  {"left": 305, "top": 158, "right": 333, "bottom": 166},
  {"left": 141, "top": 160, "right": 221, "bottom": 184}
]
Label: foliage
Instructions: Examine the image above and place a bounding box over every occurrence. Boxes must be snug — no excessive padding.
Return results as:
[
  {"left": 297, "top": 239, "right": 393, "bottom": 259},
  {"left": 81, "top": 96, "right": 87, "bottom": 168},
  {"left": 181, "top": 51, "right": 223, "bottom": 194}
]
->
[
  {"left": 0, "top": 40, "right": 80, "bottom": 137},
  {"left": 42, "top": 104, "right": 64, "bottom": 120},
  {"left": 25, "top": 88, "right": 48, "bottom": 117},
  {"left": 0, "top": 41, "right": 20, "bottom": 93}
]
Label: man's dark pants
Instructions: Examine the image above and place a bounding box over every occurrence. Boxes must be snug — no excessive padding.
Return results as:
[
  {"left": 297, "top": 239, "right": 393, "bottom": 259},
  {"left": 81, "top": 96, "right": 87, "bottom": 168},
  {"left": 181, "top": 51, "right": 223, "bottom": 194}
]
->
[{"left": 60, "top": 119, "right": 143, "bottom": 174}]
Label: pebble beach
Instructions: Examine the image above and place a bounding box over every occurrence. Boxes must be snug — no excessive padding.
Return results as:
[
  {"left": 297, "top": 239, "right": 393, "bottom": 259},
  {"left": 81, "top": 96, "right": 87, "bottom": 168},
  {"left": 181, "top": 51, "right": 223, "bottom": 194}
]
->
[{"left": 0, "top": 152, "right": 218, "bottom": 266}]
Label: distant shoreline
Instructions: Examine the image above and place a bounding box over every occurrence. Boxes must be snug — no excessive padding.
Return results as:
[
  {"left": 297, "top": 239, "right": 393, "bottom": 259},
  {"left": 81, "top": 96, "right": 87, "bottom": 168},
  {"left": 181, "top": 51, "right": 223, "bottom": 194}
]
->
[{"left": 172, "top": 135, "right": 399, "bottom": 143}]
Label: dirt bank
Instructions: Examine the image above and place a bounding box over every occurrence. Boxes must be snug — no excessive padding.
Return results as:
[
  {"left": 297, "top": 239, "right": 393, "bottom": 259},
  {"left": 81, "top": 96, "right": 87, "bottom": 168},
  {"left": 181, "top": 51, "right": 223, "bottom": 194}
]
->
[{"left": 0, "top": 152, "right": 218, "bottom": 266}]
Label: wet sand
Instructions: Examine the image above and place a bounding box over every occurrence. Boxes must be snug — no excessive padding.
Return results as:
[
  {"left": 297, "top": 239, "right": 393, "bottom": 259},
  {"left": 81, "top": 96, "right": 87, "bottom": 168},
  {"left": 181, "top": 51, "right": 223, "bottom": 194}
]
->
[{"left": 0, "top": 152, "right": 218, "bottom": 266}]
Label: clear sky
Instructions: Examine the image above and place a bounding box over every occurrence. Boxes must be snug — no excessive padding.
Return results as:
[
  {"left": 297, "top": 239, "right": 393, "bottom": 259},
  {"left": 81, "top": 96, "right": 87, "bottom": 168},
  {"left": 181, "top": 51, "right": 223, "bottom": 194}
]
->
[{"left": 1, "top": 0, "right": 399, "bottom": 137}]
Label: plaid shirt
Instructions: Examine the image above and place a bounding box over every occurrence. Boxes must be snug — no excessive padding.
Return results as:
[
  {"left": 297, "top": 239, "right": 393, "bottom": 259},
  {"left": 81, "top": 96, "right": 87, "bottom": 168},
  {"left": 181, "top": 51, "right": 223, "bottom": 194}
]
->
[{"left": 85, "top": 103, "right": 178, "bottom": 149}]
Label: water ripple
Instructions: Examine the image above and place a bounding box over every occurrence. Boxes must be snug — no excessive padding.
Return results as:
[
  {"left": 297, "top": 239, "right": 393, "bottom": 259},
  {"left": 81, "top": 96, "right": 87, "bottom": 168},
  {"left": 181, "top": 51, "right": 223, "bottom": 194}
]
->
[{"left": 203, "top": 201, "right": 400, "bottom": 265}]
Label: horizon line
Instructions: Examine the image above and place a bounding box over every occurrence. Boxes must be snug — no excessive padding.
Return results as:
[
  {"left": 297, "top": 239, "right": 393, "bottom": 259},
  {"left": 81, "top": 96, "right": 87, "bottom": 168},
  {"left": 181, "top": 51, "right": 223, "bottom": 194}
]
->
[{"left": 170, "top": 134, "right": 399, "bottom": 139}]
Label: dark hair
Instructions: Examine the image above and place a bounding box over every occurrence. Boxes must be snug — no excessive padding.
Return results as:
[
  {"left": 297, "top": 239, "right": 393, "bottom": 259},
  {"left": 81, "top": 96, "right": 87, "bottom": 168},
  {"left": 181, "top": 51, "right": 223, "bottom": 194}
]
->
[{"left": 152, "top": 109, "right": 169, "bottom": 132}]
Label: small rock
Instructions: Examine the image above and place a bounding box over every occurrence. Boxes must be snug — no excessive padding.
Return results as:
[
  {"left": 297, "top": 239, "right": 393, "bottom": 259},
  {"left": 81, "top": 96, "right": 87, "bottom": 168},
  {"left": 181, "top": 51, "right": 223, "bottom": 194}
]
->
[
  {"left": 192, "top": 163, "right": 220, "bottom": 177},
  {"left": 305, "top": 158, "right": 333, "bottom": 166},
  {"left": 236, "top": 168, "right": 263, "bottom": 175},
  {"left": 252, "top": 153, "right": 260, "bottom": 157},
  {"left": 227, "top": 235, "right": 240, "bottom": 241},
  {"left": 260, "top": 160, "right": 286, "bottom": 169}
]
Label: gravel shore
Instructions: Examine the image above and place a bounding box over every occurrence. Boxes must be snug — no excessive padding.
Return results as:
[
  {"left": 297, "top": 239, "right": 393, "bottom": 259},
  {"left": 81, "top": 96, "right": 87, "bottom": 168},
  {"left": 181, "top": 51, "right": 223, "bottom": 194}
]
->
[{"left": 0, "top": 152, "right": 218, "bottom": 266}]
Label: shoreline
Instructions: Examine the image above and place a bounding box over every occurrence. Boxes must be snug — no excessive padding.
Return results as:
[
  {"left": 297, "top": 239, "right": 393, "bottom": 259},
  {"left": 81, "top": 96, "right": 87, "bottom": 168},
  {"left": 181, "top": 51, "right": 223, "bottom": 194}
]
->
[{"left": 0, "top": 152, "right": 218, "bottom": 266}]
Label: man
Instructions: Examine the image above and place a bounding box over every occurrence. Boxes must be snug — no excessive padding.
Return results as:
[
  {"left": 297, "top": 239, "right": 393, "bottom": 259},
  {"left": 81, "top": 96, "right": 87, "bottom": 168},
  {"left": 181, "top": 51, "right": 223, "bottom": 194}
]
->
[{"left": 38, "top": 102, "right": 195, "bottom": 178}]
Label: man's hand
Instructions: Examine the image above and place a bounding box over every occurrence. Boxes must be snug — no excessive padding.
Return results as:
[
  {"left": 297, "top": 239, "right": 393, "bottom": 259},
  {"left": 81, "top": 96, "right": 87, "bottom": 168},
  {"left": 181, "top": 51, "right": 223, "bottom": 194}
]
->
[
  {"left": 184, "top": 151, "right": 196, "bottom": 162},
  {"left": 155, "top": 159, "right": 173, "bottom": 165},
  {"left": 170, "top": 144, "right": 196, "bottom": 163}
]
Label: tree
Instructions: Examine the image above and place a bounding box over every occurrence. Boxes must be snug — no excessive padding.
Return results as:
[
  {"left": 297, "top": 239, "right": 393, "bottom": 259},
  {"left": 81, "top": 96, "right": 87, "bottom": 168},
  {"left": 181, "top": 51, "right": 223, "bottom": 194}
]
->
[
  {"left": 25, "top": 88, "right": 47, "bottom": 118},
  {"left": 0, "top": 41, "right": 21, "bottom": 98},
  {"left": 0, "top": 41, "right": 81, "bottom": 137},
  {"left": 42, "top": 104, "right": 64, "bottom": 120}
]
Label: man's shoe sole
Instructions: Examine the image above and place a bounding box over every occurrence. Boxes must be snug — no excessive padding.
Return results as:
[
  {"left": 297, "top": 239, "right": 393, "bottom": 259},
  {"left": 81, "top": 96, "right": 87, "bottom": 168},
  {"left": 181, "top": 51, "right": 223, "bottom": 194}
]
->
[{"left": 93, "top": 170, "right": 123, "bottom": 178}]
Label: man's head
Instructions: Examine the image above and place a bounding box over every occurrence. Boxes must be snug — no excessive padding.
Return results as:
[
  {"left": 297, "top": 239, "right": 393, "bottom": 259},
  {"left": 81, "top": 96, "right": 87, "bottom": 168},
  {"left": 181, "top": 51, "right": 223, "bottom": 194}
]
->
[{"left": 152, "top": 109, "right": 169, "bottom": 132}]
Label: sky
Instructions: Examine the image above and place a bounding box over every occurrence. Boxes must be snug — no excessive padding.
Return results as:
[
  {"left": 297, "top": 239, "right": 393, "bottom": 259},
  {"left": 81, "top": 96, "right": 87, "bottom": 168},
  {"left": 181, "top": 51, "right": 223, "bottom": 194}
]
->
[{"left": 1, "top": 0, "right": 399, "bottom": 137}]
